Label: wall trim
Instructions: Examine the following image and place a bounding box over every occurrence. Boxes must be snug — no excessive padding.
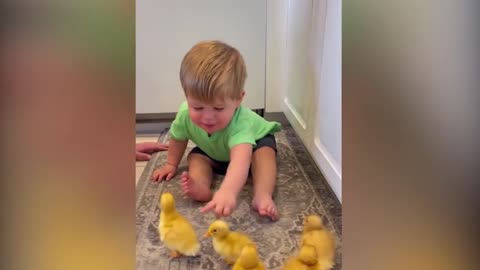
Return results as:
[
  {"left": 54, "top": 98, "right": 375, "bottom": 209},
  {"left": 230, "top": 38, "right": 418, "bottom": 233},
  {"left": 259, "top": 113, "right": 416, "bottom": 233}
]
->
[
  {"left": 312, "top": 137, "right": 342, "bottom": 202},
  {"left": 283, "top": 97, "right": 307, "bottom": 130}
]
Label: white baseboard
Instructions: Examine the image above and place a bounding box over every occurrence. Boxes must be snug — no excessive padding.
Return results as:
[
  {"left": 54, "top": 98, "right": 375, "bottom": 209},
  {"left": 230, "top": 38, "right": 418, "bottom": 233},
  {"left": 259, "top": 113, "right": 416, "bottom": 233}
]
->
[
  {"left": 283, "top": 97, "right": 342, "bottom": 202},
  {"left": 283, "top": 98, "right": 307, "bottom": 130},
  {"left": 312, "top": 137, "right": 342, "bottom": 202}
]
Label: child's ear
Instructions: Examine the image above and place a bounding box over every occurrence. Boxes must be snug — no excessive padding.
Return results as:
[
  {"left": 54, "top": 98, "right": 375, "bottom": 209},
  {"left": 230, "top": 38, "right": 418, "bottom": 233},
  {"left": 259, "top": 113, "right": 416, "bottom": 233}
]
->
[{"left": 236, "top": 90, "right": 245, "bottom": 106}]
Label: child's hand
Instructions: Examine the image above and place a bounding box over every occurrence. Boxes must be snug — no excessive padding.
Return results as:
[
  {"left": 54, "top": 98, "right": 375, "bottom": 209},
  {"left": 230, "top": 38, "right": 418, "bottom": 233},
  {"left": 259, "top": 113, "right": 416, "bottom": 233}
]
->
[
  {"left": 150, "top": 164, "right": 177, "bottom": 182},
  {"left": 200, "top": 189, "right": 237, "bottom": 218}
]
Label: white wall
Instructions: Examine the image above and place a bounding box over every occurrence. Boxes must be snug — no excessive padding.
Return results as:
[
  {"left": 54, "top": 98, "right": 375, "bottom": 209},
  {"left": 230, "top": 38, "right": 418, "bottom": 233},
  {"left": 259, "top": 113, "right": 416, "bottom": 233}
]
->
[
  {"left": 265, "top": 0, "right": 288, "bottom": 112},
  {"left": 136, "top": 0, "right": 267, "bottom": 114},
  {"left": 284, "top": 0, "right": 315, "bottom": 128},
  {"left": 279, "top": 0, "right": 342, "bottom": 201},
  {"left": 316, "top": 0, "right": 342, "bottom": 163},
  {"left": 136, "top": 0, "right": 300, "bottom": 114},
  {"left": 312, "top": 0, "right": 342, "bottom": 200}
]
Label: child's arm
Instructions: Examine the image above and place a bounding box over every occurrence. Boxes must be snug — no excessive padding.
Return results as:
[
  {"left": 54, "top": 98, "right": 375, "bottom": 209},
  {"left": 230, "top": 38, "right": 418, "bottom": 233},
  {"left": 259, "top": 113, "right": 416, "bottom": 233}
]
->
[
  {"left": 165, "top": 137, "right": 188, "bottom": 168},
  {"left": 200, "top": 143, "right": 252, "bottom": 217},
  {"left": 219, "top": 143, "right": 252, "bottom": 195},
  {"left": 151, "top": 138, "right": 188, "bottom": 181}
]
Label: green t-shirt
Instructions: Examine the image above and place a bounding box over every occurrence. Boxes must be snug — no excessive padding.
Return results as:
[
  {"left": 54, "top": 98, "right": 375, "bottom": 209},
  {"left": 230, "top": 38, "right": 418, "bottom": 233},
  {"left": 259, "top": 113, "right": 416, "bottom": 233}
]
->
[{"left": 170, "top": 102, "right": 282, "bottom": 162}]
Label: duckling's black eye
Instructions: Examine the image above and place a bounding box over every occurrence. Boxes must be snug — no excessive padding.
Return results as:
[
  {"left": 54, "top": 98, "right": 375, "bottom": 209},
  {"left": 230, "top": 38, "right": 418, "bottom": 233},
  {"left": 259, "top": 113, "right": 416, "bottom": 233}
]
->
[{"left": 212, "top": 229, "right": 217, "bottom": 233}]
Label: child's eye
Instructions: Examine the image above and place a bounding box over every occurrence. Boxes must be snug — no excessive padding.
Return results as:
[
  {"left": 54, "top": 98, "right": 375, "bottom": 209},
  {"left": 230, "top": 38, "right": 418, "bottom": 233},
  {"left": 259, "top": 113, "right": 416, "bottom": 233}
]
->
[
  {"left": 214, "top": 107, "right": 224, "bottom": 111},
  {"left": 193, "top": 107, "right": 203, "bottom": 111}
]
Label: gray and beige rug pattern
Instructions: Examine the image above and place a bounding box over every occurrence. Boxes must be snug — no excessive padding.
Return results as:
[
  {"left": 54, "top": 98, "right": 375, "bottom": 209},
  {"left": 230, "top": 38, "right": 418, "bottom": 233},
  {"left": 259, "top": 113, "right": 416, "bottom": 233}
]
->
[{"left": 136, "top": 123, "right": 342, "bottom": 270}]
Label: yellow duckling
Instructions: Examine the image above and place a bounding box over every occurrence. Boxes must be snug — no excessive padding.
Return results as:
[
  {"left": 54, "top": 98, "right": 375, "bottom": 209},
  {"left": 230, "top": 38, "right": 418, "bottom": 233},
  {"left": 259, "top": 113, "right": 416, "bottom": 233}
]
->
[
  {"left": 301, "top": 215, "right": 336, "bottom": 270},
  {"left": 204, "top": 220, "right": 254, "bottom": 264},
  {"left": 282, "top": 244, "right": 319, "bottom": 270},
  {"left": 158, "top": 192, "right": 200, "bottom": 257},
  {"left": 232, "top": 244, "right": 266, "bottom": 270}
]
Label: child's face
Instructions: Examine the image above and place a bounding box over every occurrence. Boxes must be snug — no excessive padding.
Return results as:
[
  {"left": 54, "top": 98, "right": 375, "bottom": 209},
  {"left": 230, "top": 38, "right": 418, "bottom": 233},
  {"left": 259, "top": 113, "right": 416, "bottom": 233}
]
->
[{"left": 186, "top": 95, "right": 243, "bottom": 134}]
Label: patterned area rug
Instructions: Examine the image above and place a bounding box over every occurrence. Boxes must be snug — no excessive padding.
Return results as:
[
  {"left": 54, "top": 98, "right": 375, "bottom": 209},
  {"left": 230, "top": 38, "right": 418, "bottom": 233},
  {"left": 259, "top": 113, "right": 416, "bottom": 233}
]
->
[{"left": 136, "top": 123, "right": 342, "bottom": 270}]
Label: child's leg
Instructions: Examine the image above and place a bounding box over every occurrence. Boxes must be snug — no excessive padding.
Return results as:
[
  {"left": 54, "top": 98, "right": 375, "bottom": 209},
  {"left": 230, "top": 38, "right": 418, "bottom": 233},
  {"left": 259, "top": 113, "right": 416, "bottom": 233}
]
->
[
  {"left": 251, "top": 146, "right": 279, "bottom": 220},
  {"left": 181, "top": 153, "right": 214, "bottom": 202}
]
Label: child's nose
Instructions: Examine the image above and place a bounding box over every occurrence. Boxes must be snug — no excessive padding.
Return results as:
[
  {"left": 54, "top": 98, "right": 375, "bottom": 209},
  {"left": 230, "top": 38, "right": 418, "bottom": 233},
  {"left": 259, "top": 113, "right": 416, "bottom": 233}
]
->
[{"left": 202, "top": 111, "right": 215, "bottom": 121}]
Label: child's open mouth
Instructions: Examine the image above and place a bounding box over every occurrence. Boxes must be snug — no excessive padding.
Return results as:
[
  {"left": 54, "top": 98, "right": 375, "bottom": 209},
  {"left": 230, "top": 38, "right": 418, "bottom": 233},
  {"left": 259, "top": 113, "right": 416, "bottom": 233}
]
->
[{"left": 202, "top": 123, "right": 216, "bottom": 130}]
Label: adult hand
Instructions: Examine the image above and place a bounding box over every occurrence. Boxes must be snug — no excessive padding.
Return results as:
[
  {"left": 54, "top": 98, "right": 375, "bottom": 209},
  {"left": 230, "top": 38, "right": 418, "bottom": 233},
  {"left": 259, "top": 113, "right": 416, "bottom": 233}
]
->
[{"left": 135, "top": 142, "right": 168, "bottom": 161}]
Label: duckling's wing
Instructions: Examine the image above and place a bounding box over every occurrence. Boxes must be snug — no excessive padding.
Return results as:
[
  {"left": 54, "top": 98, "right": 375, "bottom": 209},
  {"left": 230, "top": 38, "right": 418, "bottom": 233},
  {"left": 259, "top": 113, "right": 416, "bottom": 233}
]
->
[{"left": 163, "top": 217, "right": 199, "bottom": 254}]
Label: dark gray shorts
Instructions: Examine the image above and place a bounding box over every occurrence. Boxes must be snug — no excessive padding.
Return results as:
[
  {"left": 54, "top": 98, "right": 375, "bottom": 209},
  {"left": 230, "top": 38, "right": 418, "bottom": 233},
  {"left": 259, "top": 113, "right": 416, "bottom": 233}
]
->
[{"left": 188, "top": 134, "right": 277, "bottom": 175}]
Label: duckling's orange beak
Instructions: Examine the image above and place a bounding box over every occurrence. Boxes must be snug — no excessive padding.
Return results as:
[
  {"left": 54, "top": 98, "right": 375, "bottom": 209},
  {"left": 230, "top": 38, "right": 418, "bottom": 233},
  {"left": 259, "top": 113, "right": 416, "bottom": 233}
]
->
[
  {"left": 303, "top": 217, "right": 309, "bottom": 225},
  {"left": 204, "top": 231, "right": 211, "bottom": 238}
]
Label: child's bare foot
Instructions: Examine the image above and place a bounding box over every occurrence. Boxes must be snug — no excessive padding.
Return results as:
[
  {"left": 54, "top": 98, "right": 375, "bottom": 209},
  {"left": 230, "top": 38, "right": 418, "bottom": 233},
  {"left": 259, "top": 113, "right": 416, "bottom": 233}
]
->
[
  {"left": 180, "top": 171, "right": 213, "bottom": 202},
  {"left": 252, "top": 194, "right": 279, "bottom": 221}
]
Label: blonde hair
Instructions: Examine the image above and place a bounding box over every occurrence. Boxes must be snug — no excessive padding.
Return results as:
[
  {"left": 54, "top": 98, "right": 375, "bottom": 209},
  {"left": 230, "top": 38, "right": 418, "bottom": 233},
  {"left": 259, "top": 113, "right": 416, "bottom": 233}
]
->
[{"left": 180, "top": 40, "right": 247, "bottom": 102}]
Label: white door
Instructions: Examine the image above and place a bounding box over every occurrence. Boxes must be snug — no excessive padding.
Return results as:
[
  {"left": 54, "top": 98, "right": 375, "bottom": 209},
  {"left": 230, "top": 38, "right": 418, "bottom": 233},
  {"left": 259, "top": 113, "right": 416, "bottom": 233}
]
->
[
  {"left": 283, "top": 0, "right": 316, "bottom": 145},
  {"left": 136, "top": 0, "right": 267, "bottom": 114},
  {"left": 311, "top": 0, "right": 342, "bottom": 201},
  {"left": 283, "top": 0, "right": 342, "bottom": 201}
]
